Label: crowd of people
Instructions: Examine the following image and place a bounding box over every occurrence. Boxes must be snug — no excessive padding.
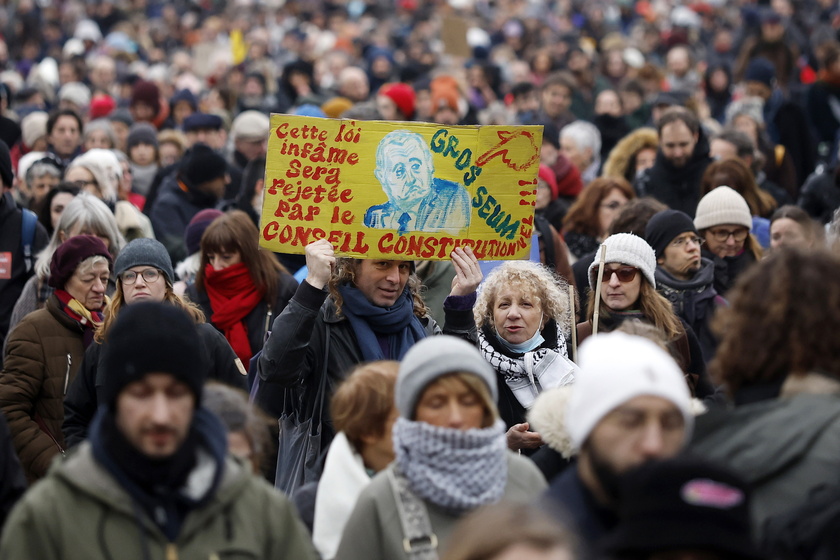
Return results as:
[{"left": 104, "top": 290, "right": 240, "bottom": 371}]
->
[{"left": 1, "top": 0, "right": 840, "bottom": 558}]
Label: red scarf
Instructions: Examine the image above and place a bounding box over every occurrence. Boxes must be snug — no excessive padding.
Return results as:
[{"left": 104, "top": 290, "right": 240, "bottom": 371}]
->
[
  {"left": 54, "top": 289, "right": 105, "bottom": 348},
  {"left": 204, "top": 263, "right": 264, "bottom": 365}
]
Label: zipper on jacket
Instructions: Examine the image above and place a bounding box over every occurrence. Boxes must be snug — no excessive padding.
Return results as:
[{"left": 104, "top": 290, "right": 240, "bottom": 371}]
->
[
  {"left": 63, "top": 354, "right": 72, "bottom": 395},
  {"left": 263, "top": 308, "right": 273, "bottom": 342},
  {"left": 165, "top": 543, "right": 178, "bottom": 560}
]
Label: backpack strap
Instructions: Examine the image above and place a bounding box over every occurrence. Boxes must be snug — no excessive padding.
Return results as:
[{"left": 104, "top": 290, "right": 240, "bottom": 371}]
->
[
  {"left": 388, "top": 467, "right": 439, "bottom": 560},
  {"left": 20, "top": 208, "right": 37, "bottom": 274}
]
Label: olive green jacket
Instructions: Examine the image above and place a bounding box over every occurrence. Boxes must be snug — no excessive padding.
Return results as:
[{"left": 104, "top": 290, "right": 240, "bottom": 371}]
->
[{"left": 0, "top": 442, "right": 319, "bottom": 560}]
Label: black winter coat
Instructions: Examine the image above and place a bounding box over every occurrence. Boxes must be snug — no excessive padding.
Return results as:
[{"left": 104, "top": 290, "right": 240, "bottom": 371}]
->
[
  {"left": 62, "top": 322, "right": 247, "bottom": 448},
  {"left": 256, "top": 281, "right": 442, "bottom": 447},
  {"left": 635, "top": 131, "right": 713, "bottom": 218}
]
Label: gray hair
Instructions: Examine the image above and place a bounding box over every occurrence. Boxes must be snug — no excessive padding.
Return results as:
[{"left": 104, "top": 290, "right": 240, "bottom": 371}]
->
[
  {"left": 725, "top": 96, "right": 765, "bottom": 128},
  {"left": 35, "top": 192, "right": 125, "bottom": 279},
  {"left": 65, "top": 149, "right": 121, "bottom": 203},
  {"left": 83, "top": 119, "right": 117, "bottom": 149},
  {"left": 25, "top": 158, "right": 62, "bottom": 183},
  {"left": 561, "top": 120, "right": 602, "bottom": 160}
]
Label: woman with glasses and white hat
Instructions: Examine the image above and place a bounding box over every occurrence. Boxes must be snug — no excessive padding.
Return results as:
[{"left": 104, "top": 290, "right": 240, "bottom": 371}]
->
[
  {"left": 63, "top": 237, "right": 246, "bottom": 448},
  {"left": 694, "top": 186, "right": 763, "bottom": 296},
  {"left": 577, "top": 233, "right": 716, "bottom": 399}
]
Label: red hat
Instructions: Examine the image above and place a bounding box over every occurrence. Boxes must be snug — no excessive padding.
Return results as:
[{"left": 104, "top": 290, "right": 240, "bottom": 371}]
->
[
  {"left": 379, "top": 82, "right": 416, "bottom": 120},
  {"left": 89, "top": 94, "right": 116, "bottom": 120},
  {"left": 538, "top": 163, "right": 559, "bottom": 200},
  {"left": 553, "top": 154, "right": 584, "bottom": 198}
]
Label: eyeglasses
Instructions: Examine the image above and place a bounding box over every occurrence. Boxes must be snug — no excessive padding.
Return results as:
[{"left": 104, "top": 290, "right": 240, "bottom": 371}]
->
[
  {"left": 670, "top": 235, "right": 705, "bottom": 248},
  {"left": 69, "top": 179, "right": 98, "bottom": 189},
  {"left": 600, "top": 201, "right": 625, "bottom": 211},
  {"left": 707, "top": 227, "right": 749, "bottom": 242},
  {"left": 121, "top": 268, "right": 161, "bottom": 285},
  {"left": 593, "top": 266, "right": 639, "bottom": 284}
]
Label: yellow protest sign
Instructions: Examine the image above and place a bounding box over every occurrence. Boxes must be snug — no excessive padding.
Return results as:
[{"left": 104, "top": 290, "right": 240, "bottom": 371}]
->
[{"left": 260, "top": 115, "right": 542, "bottom": 260}]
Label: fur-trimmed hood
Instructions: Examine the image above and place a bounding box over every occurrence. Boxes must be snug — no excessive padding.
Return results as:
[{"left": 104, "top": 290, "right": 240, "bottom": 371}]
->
[
  {"left": 529, "top": 384, "right": 707, "bottom": 459},
  {"left": 602, "top": 127, "right": 658, "bottom": 182},
  {"left": 528, "top": 386, "right": 575, "bottom": 459}
]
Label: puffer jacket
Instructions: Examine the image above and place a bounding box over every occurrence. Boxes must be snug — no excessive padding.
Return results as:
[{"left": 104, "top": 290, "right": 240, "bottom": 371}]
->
[
  {"left": 0, "top": 294, "right": 86, "bottom": 481},
  {"left": 0, "top": 438, "right": 318, "bottom": 560}
]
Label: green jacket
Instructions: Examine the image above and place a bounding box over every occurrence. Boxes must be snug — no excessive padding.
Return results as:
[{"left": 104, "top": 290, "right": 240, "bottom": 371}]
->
[
  {"left": 0, "top": 442, "right": 319, "bottom": 560},
  {"left": 334, "top": 452, "right": 547, "bottom": 560}
]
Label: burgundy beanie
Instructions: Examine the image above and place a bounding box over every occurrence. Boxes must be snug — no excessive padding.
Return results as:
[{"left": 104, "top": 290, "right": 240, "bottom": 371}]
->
[
  {"left": 185, "top": 209, "right": 224, "bottom": 255},
  {"left": 379, "top": 83, "right": 416, "bottom": 120},
  {"left": 538, "top": 163, "right": 559, "bottom": 199},
  {"left": 130, "top": 80, "right": 161, "bottom": 114},
  {"left": 49, "top": 235, "right": 112, "bottom": 289}
]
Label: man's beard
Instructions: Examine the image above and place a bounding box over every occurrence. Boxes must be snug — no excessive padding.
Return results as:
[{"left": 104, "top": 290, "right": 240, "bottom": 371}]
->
[{"left": 588, "top": 443, "right": 625, "bottom": 506}]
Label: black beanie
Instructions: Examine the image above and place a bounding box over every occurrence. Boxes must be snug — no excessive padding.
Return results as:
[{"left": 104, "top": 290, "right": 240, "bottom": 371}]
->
[
  {"left": 102, "top": 302, "right": 206, "bottom": 409},
  {"left": 644, "top": 209, "right": 698, "bottom": 259},
  {"left": 178, "top": 143, "right": 227, "bottom": 188}
]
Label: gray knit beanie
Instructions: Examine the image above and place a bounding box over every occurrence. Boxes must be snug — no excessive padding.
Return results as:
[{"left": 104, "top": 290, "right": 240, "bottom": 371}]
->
[
  {"left": 589, "top": 233, "right": 657, "bottom": 289},
  {"left": 114, "top": 238, "right": 176, "bottom": 285},
  {"left": 694, "top": 186, "right": 753, "bottom": 231},
  {"left": 396, "top": 335, "right": 497, "bottom": 419}
]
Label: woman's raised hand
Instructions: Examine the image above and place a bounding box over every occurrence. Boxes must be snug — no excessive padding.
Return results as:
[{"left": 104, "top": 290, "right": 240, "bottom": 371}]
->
[{"left": 449, "top": 246, "right": 482, "bottom": 297}]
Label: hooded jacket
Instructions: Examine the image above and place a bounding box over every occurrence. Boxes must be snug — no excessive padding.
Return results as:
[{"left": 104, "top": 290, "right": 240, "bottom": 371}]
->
[
  {"left": 602, "top": 127, "right": 658, "bottom": 183},
  {"left": 635, "top": 129, "right": 713, "bottom": 218},
  {"left": 690, "top": 373, "right": 840, "bottom": 538},
  {"left": 0, "top": 407, "right": 318, "bottom": 560}
]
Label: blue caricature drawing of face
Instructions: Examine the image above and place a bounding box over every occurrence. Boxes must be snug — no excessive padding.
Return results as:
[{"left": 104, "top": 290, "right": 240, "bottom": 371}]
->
[{"left": 365, "top": 130, "right": 471, "bottom": 235}]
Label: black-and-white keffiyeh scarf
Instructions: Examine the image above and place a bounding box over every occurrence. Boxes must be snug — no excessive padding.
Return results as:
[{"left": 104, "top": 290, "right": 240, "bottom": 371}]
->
[
  {"left": 478, "top": 321, "right": 578, "bottom": 409},
  {"left": 393, "top": 417, "right": 507, "bottom": 516}
]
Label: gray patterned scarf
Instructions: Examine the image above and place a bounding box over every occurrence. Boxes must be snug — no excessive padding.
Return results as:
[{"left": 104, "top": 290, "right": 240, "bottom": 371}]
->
[{"left": 393, "top": 418, "right": 507, "bottom": 516}]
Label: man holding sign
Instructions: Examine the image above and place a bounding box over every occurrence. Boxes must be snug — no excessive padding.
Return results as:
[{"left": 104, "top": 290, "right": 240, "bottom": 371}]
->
[
  {"left": 364, "top": 130, "right": 471, "bottom": 235},
  {"left": 256, "top": 240, "right": 481, "bottom": 468}
]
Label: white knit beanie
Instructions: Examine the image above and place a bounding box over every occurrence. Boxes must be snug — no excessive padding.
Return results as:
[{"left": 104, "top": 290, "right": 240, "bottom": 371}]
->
[
  {"left": 693, "top": 186, "right": 753, "bottom": 231},
  {"left": 565, "top": 332, "right": 693, "bottom": 450},
  {"left": 588, "top": 233, "right": 657, "bottom": 290}
]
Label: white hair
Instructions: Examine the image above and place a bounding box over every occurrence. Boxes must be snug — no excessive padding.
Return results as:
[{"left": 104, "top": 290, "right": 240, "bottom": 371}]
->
[{"left": 561, "top": 120, "right": 602, "bottom": 157}]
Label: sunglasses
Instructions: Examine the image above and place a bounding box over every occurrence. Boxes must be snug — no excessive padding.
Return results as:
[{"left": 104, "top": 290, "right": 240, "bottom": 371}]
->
[{"left": 593, "top": 266, "right": 639, "bottom": 284}]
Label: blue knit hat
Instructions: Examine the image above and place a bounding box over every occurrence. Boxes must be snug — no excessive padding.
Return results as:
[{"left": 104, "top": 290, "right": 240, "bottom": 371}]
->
[{"left": 744, "top": 57, "right": 776, "bottom": 88}]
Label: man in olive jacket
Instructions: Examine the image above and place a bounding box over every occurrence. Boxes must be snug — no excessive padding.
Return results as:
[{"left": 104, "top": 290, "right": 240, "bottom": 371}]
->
[{"left": 0, "top": 302, "right": 317, "bottom": 560}]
